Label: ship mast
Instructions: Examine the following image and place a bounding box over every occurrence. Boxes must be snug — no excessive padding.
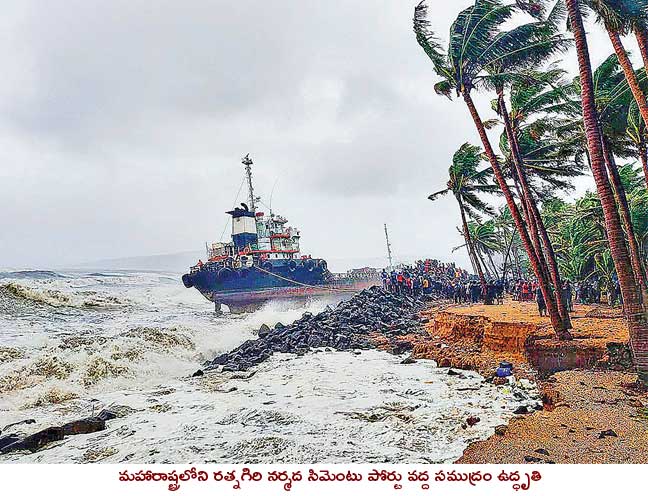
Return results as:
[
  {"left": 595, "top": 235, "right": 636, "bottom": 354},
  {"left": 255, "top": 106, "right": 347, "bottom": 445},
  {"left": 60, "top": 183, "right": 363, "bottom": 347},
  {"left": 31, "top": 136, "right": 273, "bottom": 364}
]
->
[
  {"left": 384, "top": 223, "right": 393, "bottom": 268},
  {"left": 242, "top": 153, "right": 256, "bottom": 212}
]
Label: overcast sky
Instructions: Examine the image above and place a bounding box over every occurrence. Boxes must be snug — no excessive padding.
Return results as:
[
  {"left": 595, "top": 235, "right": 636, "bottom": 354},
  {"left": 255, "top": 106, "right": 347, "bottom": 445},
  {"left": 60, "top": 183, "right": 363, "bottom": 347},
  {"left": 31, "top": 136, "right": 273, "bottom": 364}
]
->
[{"left": 0, "top": 1, "right": 641, "bottom": 271}]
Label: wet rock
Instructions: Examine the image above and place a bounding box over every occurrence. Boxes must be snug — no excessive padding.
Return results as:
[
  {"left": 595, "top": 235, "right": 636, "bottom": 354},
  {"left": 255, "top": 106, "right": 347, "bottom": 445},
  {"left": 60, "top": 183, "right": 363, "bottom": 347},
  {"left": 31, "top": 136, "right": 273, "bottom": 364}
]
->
[
  {"left": 0, "top": 427, "right": 65, "bottom": 454},
  {"left": 202, "top": 286, "right": 433, "bottom": 372},
  {"left": 61, "top": 417, "right": 106, "bottom": 436},
  {"left": 466, "top": 416, "right": 480, "bottom": 427},
  {"left": 598, "top": 429, "right": 618, "bottom": 439},
  {"left": 0, "top": 434, "right": 21, "bottom": 450},
  {"left": 97, "top": 409, "right": 117, "bottom": 421},
  {"left": 258, "top": 324, "right": 271, "bottom": 338}
]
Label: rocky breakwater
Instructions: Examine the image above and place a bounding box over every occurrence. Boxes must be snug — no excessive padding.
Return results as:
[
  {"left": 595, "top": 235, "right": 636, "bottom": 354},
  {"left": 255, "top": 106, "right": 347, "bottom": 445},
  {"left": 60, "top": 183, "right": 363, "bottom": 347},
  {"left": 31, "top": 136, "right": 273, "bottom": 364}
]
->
[{"left": 202, "top": 287, "right": 437, "bottom": 373}]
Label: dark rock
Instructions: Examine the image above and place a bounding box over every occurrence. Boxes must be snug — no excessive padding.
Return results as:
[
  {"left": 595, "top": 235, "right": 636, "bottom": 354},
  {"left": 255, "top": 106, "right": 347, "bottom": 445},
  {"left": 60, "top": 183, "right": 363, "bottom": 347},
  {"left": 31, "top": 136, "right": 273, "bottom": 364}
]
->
[
  {"left": 447, "top": 369, "right": 461, "bottom": 376},
  {"left": 598, "top": 429, "right": 618, "bottom": 439},
  {"left": 0, "top": 434, "right": 21, "bottom": 450},
  {"left": 61, "top": 417, "right": 106, "bottom": 436},
  {"left": 400, "top": 355, "right": 417, "bottom": 365},
  {"left": 466, "top": 416, "right": 480, "bottom": 427},
  {"left": 97, "top": 409, "right": 118, "bottom": 421},
  {"left": 192, "top": 369, "right": 204, "bottom": 377},
  {"left": 201, "top": 286, "right": 435, "bottom": 373},
  {"left": 0, "top": 427, "right": 65, "bottom": 454},
  {"left": 258, "top": 324, "right": 271, "bottom": 338},
  {"left": 524, "top": 455, "right": 543, "bottom": 463},
  {"left": 513, "top": 406, "right": 529, "bottom": 415},
  {"left": 535, "top": 448, "right": 550, "bottom": 456}
]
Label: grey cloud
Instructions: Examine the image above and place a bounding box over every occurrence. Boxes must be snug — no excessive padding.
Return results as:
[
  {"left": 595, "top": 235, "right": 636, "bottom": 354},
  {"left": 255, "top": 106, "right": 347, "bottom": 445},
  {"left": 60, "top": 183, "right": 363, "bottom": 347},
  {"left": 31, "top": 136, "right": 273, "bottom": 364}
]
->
[{"left": 0, "top": 1, "right": 614, "bottom": 269}]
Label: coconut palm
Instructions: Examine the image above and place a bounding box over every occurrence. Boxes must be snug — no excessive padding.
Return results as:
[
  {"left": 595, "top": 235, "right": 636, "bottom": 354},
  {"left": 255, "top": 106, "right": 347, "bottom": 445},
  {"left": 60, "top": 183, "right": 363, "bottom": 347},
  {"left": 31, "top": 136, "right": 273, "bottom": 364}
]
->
[
  {"left": 587, "top": 0, "right": 648, "bottom": 132},
  {"left": 626, "top": 100, "right": 648, "bottom": 184},
  {"left": 626, "top": 1, "right": 648, "bottom": 70},
  {"left": 413, "top": 0, "right": 573, "bottom": 337},
  {"left": 429, "top": 143, "right": 499, "bottom": 290},
  {"left": 565, "top": 0, "right": 648, "bottom": 383}
]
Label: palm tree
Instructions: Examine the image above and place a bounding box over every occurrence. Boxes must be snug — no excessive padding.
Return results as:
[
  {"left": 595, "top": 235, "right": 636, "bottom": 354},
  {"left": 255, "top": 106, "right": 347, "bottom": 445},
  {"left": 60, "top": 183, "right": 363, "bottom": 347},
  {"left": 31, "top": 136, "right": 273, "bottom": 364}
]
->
[
  {"left": 429, "top": 143, "right": 500, "bottom": 290},
  {"left": 624, "top": 0, "right": 648, "bottom": 71},
  {"left": 626, "top": 101, "right": 648, "bottom": 184},
  {"left": 413, "top": 0, "right": 573, "bottom": 337},
  {"left": 565, "top": 0, "right": 648, "bottom": 383},
  {"left": 587, "top": 54, "right": 648, "bottom": 293},
  {"left": 588, "top": 0, "right": 648, "bottom": 131},
  {"left": 493, "top": 206, "right": 520, "bottom": 280}
]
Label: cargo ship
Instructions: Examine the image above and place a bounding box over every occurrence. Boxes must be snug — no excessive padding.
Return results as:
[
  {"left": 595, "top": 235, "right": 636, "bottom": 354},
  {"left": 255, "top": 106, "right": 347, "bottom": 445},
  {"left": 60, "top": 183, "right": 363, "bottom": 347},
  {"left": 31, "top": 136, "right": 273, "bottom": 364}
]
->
[{"left": 182, "top": 155, "right": 380, "bottom": 312}]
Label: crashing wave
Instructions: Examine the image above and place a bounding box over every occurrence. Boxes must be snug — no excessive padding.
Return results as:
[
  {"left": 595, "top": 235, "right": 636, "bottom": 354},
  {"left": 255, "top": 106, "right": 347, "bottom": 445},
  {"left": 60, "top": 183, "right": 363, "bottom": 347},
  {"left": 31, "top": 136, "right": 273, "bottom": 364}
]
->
[
  {"left": 0, "top": 347, "right": 25, "bottom": 363},
  {"left": 119, "top": 326, "right": 195, "bottom": 350},
  {"left": 0, "top": 282, "right": 129, "bottom": 308},
  {"left": 22, "top": 387, "right": 80, "bottom": 409},
  {"left": 82, "top": 357, "right": 130, "bottom": 387}
]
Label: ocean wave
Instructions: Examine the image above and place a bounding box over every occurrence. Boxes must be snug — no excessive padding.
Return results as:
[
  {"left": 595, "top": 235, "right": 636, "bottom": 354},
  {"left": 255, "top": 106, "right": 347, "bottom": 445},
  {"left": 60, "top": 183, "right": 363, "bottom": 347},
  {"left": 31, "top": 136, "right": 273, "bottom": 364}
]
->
[
  {"left": 0, "top": 347, "right": 25, "bottom": 363},
  {"left": 119, "top": 326, "right": 196, "bottom": 350},
  {"left": 0, "top": 270, "right": 66, "bottom": 280},
  {"left": 82, "top": 357, "right": 131, "bottom": 387},
  {"left": 86, "top": 272, "right": 127, "bottom": 278},
  {"left": 22, "top": 386, "right": 79, "bottom": 409},
  {"left": 0, "top": 282, "right": 129, "bottom": 308}
]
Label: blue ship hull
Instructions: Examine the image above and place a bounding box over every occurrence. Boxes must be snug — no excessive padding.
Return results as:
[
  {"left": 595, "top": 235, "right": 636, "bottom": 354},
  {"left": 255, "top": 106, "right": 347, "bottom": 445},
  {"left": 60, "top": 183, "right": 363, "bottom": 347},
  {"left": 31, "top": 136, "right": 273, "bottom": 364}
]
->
[{"left": 182, "top": 259, "right": 347, "bottom": 312}]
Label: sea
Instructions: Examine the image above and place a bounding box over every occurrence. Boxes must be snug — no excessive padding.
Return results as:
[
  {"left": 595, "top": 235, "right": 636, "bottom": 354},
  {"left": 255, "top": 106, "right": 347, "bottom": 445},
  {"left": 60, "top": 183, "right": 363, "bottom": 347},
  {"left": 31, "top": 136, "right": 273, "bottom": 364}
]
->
[{"left": 0, "top": 270, "right": 526, "bottom": 463}]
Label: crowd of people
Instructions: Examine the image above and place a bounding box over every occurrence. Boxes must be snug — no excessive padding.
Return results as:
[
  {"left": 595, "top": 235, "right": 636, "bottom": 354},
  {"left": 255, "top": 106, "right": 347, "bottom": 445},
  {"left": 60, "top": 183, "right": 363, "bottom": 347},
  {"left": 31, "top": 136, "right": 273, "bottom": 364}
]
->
[{"left": 379, "top": 259, "right": 624, "bottom": 317}]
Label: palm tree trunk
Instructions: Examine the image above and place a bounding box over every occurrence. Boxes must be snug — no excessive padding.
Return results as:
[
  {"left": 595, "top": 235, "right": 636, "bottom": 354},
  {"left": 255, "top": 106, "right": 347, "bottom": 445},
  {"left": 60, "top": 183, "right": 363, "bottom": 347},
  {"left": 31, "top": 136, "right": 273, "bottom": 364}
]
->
[
  {"left": 501, "top": 231, "right": 515, "bottom": 282},
  {"left": 568, "top": 0, "right": 648, "bottom": 383},
  {"left": 609, "top": 30, "right": 648, "bottom": 130},
  {"left": 498, "top": 89, "right": 572, "bottom": 326},
  {"left": 486, "top": 250, "right": 500, "bottom": 280},
  {"left": 462, "top": 90, "right": 571, "bottom": 339},
  {"left": 458, "top": 197, "right": 487, "bottom": 291},
  {"left": 634, "top": 27, "right": 648, "bottom": 73},
  {"left": 639, "top": 135, "right": 648, "bottom": 187},
  {"left": 601, "top": 135, "right": 648, "bottom": 295}
]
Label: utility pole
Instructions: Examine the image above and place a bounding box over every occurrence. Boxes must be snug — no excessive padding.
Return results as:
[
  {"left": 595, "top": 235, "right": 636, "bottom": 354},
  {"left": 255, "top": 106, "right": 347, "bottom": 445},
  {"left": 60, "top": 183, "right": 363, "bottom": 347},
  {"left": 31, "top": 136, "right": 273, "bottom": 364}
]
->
[
  {"left": 384, "top": 223, "right": 393, "bottom": 268},
  {"left": 242, "top": 154, "right": 256, "bottom": 211}
]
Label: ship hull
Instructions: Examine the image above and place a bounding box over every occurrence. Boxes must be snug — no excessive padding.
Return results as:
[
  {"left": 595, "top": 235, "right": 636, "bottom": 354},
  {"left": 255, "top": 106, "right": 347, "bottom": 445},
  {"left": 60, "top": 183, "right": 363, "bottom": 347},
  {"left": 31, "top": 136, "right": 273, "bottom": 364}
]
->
[{"left": 183, "top": 264, "right": 378, "bottom": 313}]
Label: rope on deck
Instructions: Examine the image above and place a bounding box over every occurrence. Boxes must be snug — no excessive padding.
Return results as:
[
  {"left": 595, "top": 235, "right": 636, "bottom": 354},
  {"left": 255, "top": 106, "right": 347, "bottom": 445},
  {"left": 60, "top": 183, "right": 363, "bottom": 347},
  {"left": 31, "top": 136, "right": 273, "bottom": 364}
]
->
[{"left": 251, "top": 264, "right": 360, "bottom": 293}]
